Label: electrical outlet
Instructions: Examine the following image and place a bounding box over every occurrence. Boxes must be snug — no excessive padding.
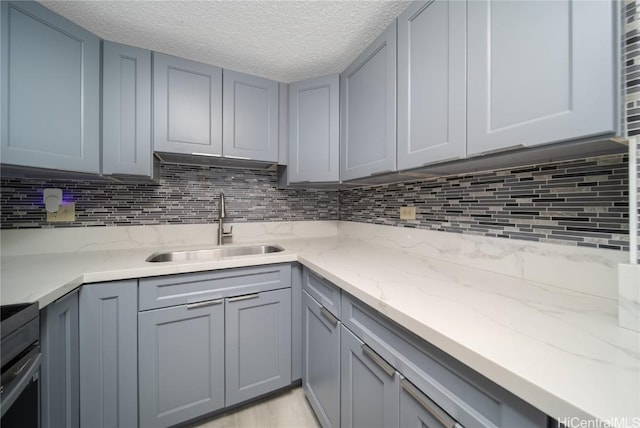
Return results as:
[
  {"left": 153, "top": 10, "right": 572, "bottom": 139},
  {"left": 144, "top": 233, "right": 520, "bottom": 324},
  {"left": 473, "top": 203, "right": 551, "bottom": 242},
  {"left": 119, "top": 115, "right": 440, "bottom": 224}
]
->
[
  {"left": 47, "top": 202, "right": 76, "bottom": 222},
  {"left": 399, "top": 206, "right": 416, "bottom": 220}
]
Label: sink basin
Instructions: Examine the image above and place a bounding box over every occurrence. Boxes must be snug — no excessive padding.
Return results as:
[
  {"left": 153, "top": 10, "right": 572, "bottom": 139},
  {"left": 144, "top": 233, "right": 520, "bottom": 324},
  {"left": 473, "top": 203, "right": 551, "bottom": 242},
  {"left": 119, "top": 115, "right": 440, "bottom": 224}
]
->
[{"left": 146, "top": 245, "right": 284, "bottom": 263}]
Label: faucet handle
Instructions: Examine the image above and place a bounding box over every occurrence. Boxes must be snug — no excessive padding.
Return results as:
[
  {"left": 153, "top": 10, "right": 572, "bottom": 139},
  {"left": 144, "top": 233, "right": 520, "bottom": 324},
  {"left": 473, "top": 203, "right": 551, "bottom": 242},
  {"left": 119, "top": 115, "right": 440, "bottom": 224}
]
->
[{"left": 223, "top": 225, "right": 233, "bottom": 236}]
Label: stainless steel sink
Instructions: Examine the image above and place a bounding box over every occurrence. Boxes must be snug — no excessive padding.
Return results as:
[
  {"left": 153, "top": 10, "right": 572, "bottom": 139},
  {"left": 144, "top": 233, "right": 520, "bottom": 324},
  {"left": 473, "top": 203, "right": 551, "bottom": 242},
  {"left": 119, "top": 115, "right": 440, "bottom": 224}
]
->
[{"left": 146, "top": 245, "right": 284, "bottom": 262}]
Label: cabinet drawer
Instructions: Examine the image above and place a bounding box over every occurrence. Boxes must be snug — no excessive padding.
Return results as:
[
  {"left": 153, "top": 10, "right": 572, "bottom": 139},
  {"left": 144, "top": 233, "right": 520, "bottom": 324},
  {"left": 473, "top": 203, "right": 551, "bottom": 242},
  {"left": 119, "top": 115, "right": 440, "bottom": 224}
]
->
[
  {"left": 139, "top": 264, "right": 291, "bottom": 310},
  {"left": 341, "top": 293, "right": 548, "bottom": 428},
  {"left": 302, "top": 269, "right": 341, "bottom": 318}
]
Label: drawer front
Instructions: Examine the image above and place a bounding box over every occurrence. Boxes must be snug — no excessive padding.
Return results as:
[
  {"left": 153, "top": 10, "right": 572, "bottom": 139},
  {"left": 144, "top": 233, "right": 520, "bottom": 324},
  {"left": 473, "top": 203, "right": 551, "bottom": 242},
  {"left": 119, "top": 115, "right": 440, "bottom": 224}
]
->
[
  {"left": 341, "top": 293, "right": 548, "bottom": 428},
  {"left": 139, "top": 263, "right": 291, "bottom": 310},
  {"left": 302, "top": 268, "right": 341, "bottom": 318}
]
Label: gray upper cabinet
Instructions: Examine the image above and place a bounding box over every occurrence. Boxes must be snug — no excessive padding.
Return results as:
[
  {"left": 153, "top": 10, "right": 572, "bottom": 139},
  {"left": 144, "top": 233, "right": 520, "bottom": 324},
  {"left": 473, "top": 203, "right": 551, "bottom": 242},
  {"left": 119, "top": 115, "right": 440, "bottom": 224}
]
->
[
  {"left": 0, "top": 1, "right": 100, "bottom": 173},
  {"left": 467, "top": 0, "right": 618, "bottom": 156},
  {"left": 102, "top": 41, "right": 153, "bottom": 177},
  {"left": 223, "top": 70, "right": 279, "bottom": 162},
  {"left": 138, "top": 300, "right": 225, "bottom": 427},
  {"left": 397, "top": 0, "right": 466, "bottom": 170},
  {"left": 153, "top": 53, "right": 223, "bottom": 156},
  {"left": 340, "top": 21, "right": 397, "bottom": 181},
  {"left": 288, "top": 74, "right": 340, "bottom": 183},
  {"left": 225, "top": 288, "right": 292, "bottom": 406},
  {"left": 40, "top": 290, "right": 79, "bottom": 428},
  {"left": 79, "top": 281, "right": 138, "bottom": 428}
]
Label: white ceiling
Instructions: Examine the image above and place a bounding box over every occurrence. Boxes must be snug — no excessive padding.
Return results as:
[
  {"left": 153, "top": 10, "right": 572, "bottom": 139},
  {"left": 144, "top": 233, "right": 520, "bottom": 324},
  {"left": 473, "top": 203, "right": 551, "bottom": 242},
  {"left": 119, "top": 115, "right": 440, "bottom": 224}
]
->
[{"left": 39, "top": 1, "right": 411, "bottom": 83}]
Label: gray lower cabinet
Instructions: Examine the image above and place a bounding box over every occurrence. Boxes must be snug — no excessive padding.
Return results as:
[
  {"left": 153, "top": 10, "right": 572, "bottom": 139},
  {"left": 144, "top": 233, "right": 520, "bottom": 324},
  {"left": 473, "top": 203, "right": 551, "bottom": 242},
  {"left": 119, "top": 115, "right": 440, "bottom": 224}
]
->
[
  {"left": 340, "top": 326, "right": 400, "bottom": 428},
  {"left": 1, "top": 1, "right": 100, "bottom": 173},
  {"left": 102, "top": 40, "right": 154, "bottom": 178},
  {"left": 400, "top": 377, "right": 462, "bottom": 428},
  {"left": 291, "top": 263, "right": 303, "bottom": 382},
  {"left": 79, "top": 280, "right": 138, "bottom": 428},
  {"left": 138, "top": 299, "right": 225, "bottom": 428},
  {"left": 225, "top": 288, "right": 292, "bottom": 406},
  {"left": 40, "top": 290, "right": 79, "bottom": 428},
  {"left": 302, "top": 290, "right": 341, "bottom": 428}
]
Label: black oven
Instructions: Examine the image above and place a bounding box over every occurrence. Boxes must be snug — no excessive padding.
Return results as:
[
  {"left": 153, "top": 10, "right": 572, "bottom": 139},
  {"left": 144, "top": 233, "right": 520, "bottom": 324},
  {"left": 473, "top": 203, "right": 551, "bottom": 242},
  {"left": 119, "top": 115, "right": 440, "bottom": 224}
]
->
[{"left": 0, "top": 303, "right": 41, "bottom": 428}]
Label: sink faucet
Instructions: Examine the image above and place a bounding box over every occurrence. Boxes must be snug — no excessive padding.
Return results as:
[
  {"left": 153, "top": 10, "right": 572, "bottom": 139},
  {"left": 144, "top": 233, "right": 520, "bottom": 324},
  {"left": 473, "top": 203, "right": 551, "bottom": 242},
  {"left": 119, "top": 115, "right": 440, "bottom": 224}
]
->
[{"left": 217, "top": 192, "right": 233, "bottom": 245}]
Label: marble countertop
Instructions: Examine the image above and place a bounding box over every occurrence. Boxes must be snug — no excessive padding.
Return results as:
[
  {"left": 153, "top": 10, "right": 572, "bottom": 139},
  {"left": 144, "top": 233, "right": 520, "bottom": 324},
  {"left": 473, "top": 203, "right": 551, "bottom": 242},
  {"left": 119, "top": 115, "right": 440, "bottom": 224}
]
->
[{"left": 1, "top": 234, "right": 638, "bottom": 425}]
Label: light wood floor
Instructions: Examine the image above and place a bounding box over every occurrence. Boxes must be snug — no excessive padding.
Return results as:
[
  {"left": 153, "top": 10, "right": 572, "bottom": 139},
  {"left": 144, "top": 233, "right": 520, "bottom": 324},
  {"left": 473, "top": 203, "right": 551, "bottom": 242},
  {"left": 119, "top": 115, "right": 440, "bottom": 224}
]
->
[{"left": 190, "top": 387, "right": 320, "bottom": 428}]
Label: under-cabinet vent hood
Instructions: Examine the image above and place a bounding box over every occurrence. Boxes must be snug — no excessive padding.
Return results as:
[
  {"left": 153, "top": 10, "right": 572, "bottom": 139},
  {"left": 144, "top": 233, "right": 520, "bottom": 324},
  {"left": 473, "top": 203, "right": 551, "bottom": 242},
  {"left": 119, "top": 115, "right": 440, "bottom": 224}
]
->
[{"left": 154, "top": 152, "right": 278, "bottom": 171}]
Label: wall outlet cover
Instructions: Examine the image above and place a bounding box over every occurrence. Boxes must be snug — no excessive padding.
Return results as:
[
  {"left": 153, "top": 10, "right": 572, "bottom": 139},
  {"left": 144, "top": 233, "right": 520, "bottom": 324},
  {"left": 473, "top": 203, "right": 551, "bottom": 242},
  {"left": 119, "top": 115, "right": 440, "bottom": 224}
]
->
[
  {"left": 400, "top": 206, "right": 416, "bottom": 220},
  {"left": 47, "top": 202, "right": 76, "bottom": 222}
]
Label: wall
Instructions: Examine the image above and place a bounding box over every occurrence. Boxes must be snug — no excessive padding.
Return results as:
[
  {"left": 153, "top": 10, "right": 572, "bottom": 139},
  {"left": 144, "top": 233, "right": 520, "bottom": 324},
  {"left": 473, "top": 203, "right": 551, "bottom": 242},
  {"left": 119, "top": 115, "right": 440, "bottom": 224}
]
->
[
  {"left": 625, "top": 0, "right": 640, "bottom": 262},
  {"left": 340, "top": 155, "right": 629, "bottom": 251},
  {"left": 0, "top": 164, "right": 338, "bottom": 229}
]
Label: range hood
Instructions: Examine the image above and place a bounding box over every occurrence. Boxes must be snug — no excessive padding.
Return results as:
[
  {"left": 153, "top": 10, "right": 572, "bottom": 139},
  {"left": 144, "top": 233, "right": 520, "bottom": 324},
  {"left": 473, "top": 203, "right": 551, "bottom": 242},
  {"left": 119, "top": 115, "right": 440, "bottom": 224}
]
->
[{"left": 154, "top": 152, "right": 278, "bottom": 171}]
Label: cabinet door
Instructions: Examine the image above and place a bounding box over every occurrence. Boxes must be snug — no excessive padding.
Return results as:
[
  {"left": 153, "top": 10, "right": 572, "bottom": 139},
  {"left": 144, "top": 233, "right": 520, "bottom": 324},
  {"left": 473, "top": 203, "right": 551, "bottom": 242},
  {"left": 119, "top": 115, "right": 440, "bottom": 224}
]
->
[
  {"left": 289, "top": 74, "right": 340, "bottom": 183},
  {"left": 302, "top": 291, "right": 341, "bottom": 428},
  {"left": 467, "top": 0, "right": 617, "bottom": 156},
  {"left": 400, "top": 377, "right": 461, "bottom": 428},
  {"left": 153, "top": 53, "right": 222, "bottom": 155},
  {"left": 397, "top": 0, "right": 466, "bottom": 170},
  {"left": 40, "top": 290, "right": 79, "bottom": 428},
  {"left": 139, "top": 300, "right": 225, "bottom": 427},
  {"left": 102, "top": 41, "right": 153, "bottom": 177},
  {"left": 341, "top": 326, "right": 400, "bottom": 428},
  {"left": 340, "top": 22, "right": 397, "bottom": 181},
  {"left": 223, "top": 70, "right": 279, "bottom": 162},
  {"left": 0, "top": 1, "right": 100, "bottom": 173},
  {"left": 79, "top": 280, "right": 138, "bottom": 428},
  {"left": 291, "top": 263, "right": 303, "bottom": 382},
  {"left": 226, "top": 288, "right": 292, "bottom": 406}
]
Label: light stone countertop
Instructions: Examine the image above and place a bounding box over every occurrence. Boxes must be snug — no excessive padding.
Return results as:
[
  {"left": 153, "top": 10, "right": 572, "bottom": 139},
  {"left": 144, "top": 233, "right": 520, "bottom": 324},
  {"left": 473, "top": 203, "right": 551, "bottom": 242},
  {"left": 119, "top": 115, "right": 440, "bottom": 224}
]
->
[{"left": 1, "top": 231, "right": 638, "bottom": 426}]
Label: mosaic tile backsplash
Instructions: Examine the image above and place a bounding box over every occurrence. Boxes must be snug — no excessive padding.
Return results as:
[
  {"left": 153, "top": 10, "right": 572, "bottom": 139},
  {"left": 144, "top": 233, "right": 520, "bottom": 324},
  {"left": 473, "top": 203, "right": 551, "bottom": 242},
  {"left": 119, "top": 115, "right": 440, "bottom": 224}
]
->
[
  {"left": 0, "top": 164, "right": 338, "bottom": 228},
  {"left": 339, "top": 154, "right": 629, "bottom": 251}
]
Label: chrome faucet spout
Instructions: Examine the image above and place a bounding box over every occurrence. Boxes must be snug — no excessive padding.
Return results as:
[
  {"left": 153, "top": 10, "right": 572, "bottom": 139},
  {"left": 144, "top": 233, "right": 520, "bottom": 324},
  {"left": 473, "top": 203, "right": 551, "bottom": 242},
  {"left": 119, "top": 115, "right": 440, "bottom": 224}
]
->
[
  {"left": 219, "top": 192, "right": 227, "bottom": 219},
  {"left": 217, "top": 192, "right": 232, "bottom": 245}
]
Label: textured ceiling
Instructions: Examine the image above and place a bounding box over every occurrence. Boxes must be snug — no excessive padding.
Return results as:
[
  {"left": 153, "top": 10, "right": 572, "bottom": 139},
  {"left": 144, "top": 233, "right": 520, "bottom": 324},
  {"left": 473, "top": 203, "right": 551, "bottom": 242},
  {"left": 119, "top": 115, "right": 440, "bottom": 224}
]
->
[{"left": 39, "top": 1, "right": 411, "bottom": 83}]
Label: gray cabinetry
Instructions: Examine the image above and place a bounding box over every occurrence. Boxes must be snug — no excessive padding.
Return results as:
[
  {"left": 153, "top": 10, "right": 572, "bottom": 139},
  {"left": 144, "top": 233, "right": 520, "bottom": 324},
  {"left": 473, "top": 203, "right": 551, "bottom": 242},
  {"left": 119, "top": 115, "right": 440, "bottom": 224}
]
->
[
  {"left": 1, "top": 1, "right": 100, "bottom": 173},
  {"left": 223, "top": 70, "right": 279, "bottom": 162},
  {"left": 340, "top": 21, "right": 397, "bottom": 181},
  {"left": 291, "top": 263, "right": 303, "bottom": 382},
  {"left": 138, "top": 299, "right": 225, "bottom": 427},
  {"left": 225, "top": 288, "right": 292, "bottom": 406},
  {"left": 467, "top": 0, "right": 618, "bottom": 156},
  {"left": 341, "top": 292, "right": 548, "bottom": 428},
  {"left": 79, "top": 280, "right": 138, "bottom": 428},
  {"left": 340, "top": 326, "right": 400, "bottom": 428},
  {"left": 397, "top": 0, "right": 466, "bottom": 170},
  {"left": 302, "top": 291, "right": 341, "bottom": 428},
  {"left": 40, "top": 290, "right": 79, "bottom": 428},
  {"left": 102, "top": 41, "right": 154, "bottom": 178},
  {"left": 303, "top": 268, "right": 341, "bottom": 318},
  {"left": 288, "top": 74, "right": 340, "bottom": 183},
  {"left": 138, "top": 263, "right": 292, "bottom": 426},
  {"left": 153, "top": 53, "right": 223, "bottom": 156},
  {"left": 400, "top": 377, "right": 461, "bottom": 428}
]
